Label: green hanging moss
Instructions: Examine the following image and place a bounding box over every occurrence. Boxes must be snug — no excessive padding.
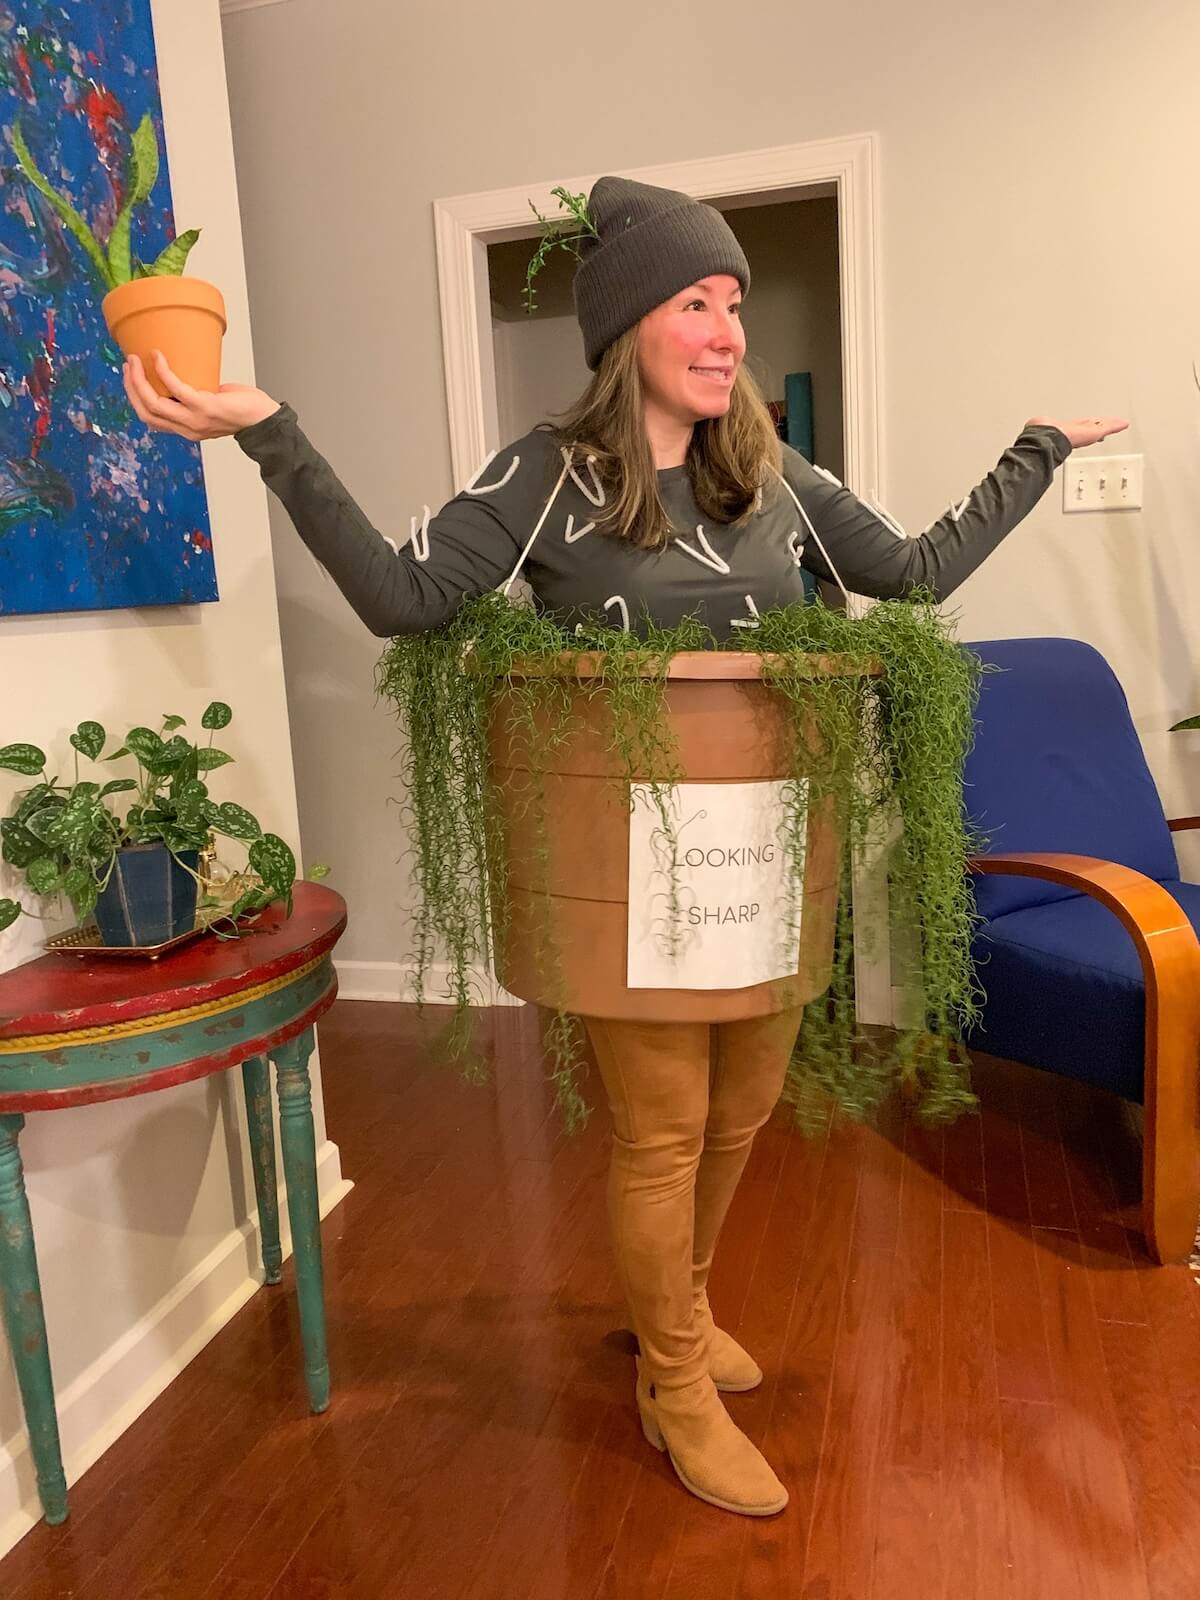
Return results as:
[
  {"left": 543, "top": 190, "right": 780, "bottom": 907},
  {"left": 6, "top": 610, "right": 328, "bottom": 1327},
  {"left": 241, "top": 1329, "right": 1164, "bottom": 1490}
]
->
[{"left": 375, "top": 588, "right": 985, "bottom": 1138}]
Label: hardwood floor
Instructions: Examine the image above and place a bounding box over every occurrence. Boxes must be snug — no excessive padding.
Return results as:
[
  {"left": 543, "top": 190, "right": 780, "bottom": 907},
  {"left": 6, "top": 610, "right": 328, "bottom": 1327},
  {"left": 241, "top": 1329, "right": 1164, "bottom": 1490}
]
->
[{"left": 3, "top": 998, "right": 1199, "bottom": 1598}]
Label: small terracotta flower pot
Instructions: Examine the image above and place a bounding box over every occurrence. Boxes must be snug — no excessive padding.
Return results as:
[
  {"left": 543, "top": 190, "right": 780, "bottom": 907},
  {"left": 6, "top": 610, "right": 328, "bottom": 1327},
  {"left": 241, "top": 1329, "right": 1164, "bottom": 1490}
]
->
[{"left": 103, "top": 275, "right": 227, "bottom": 396}]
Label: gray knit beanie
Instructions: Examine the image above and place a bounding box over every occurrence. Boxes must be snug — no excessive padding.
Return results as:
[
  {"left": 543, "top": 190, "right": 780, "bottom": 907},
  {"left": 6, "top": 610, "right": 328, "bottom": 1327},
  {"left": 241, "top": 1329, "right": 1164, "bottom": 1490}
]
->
[{"left": 572, "top": 176, "right": 751, "bottom": 370}]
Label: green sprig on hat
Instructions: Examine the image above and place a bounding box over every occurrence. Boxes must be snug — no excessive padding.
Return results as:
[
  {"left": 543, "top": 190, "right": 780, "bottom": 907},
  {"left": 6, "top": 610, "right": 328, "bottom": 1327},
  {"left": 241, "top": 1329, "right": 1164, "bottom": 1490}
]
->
[{"left": 523, "top": 186, "right": 600, "bottom": 315}]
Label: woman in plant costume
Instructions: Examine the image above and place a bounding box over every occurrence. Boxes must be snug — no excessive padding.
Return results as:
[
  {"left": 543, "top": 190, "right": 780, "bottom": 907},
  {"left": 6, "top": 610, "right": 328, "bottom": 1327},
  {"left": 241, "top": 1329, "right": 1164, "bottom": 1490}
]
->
[{"left": 124, "top": 174, "right": 1126, "bottom": 1521}]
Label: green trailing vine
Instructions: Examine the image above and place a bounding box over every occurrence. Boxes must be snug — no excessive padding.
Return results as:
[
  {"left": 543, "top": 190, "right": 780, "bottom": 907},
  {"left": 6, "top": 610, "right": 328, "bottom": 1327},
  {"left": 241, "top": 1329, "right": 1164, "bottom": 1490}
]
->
[
  {"left": 376, "top": 588, "right": 985, "bottom": 1138},
  {"left": 523, "top": 187, "right": 600, "bottom": 315}
]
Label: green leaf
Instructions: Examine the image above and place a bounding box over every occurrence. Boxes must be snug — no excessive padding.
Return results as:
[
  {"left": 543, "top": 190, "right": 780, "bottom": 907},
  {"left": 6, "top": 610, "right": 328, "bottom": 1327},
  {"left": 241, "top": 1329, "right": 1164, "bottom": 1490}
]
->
[
  {"left": 99, "top": 778, "right": 138, "bottom": 799},
  {"left": 1, "top": 817, "right": 44, "bottom": 868},
  {"left": 195, "top": 748, "right": 233, "bottom": 773},
  {"left": 210, "top": 801, "right": 262, "bottom": 842},
  {"left": 162, "top": 828, "right": 201, "bottom": 854},
  {"left": 105, "top": 112, "right": 159, "bottom": 287},
  {"left": 161, "top": 714, "right": 187, "bottom": 732},
  {"left": 0, "top": 743, "right": 47, "bottom": 775},
  {"left": 1169, "top": 714, "right": 1200, "bottom": 732},
  {"left": 124, "top": 726, "right": 163, "bottom": 764},
  {"left": 0, "top": 899, "right": 21, "bottom": 932},
  {"left": 26, "top": 856, "right": 61, "bottom": 895},
  {"left": 14, "top": 784, "right": 57, "bottom": 824},
  {"left": 105, "top": 746, "right": 130, "bottom": 762},
  {"left": 24, "top": 807, "right": 68, "bottom": 845},
  {"left": 10, "top": 120, "right": 115, "bottom": 290},
  {"left": 144, "top": 735, "right": 191, "bottom": 773},
  {"left": 201, "top": 701, "right": 232, "bottom": 731},
  {"left": 61, "top": 864, "right": 96, "bottom": 900},
  {"left": 249, "top": 832, "right": 295, "bottom": 896},
  {"left": 70, "top": 878, "right": 98, "bottom": 918},
  {"left": 307, "top": 863, "right": 331, "bottom": 881},
  {"left": 143, "top": 227, "right": 200, "bottom": 278},
  {"left": 227, "top": 886, "right": 271, "bottom": 921},
  {"left": 69, "top": 721, "right": 106, "bottom": 762}
]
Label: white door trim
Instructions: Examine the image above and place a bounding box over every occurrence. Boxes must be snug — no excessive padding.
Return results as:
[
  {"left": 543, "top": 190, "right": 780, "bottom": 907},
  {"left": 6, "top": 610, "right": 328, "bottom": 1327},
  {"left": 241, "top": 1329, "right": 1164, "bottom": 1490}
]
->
[{"left": 432, "top": 132, "right": 883, "bottom": 501}]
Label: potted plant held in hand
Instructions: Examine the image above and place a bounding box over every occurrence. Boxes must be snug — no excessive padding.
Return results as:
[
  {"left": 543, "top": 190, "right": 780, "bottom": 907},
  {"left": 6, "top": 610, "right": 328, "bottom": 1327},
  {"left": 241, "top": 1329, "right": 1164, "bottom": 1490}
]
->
[
  {"left": 11, "top": 112, "right": 225, "bottom": 396},
  {"left": 0, "top": 702, "right": 327, "bottom": 950}
]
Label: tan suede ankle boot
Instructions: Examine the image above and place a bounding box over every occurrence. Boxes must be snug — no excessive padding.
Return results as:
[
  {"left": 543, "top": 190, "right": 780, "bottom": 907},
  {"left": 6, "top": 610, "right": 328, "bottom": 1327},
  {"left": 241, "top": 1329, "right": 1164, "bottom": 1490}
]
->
[
  {"left": 694, "top": 1290, "right": 763, "bottom": 1393},
  {"left": 635, "top": 1357, "right": 787, "bottom": 1517}
]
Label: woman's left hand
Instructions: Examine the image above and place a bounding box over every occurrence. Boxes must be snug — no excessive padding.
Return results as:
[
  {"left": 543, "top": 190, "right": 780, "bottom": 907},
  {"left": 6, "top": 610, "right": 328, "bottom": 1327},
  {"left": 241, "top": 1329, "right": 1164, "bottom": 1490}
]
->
[{"left": 1025, "top": 415, "right": 1129, "bottom": 449}]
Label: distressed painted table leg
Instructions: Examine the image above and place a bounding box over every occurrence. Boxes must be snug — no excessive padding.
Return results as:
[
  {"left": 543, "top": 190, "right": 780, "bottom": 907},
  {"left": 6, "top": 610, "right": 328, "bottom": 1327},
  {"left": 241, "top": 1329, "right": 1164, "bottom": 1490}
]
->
[
  {"left": 0, "top": 1114, "right": 68, "bottom": 1525},
  {"left": 240, "top": 1055, "right": 283, "bottom": 1284},
  {"left": 269, "top": 1028, "right": 330, "bottom": 1413}
]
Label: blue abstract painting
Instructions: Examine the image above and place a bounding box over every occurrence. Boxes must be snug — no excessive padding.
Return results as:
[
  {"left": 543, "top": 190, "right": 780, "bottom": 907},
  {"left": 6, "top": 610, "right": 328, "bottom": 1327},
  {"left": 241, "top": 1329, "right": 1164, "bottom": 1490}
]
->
[{"left": 0, "top": 0, "right": 217, "bottom": 618}]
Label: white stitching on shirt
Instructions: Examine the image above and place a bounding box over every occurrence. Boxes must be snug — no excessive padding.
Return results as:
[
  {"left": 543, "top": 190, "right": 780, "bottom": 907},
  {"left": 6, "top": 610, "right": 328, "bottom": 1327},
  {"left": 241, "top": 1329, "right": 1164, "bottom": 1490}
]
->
[
  {"left": 811, "top": 463, "right": 843, "bottom": 488},
  {"left": 464, "top": 450, "right": 520, "bottom": 496},
  {"left": 603, "top": 594, "right": 630, "bottom": 630},
  {"left": 410, "top": 504, "right": 432, "bottom": 562},
  {"left": 672, "top": 525, "right": 730, "bottom": 575},
  {"left": 774, "top": 468, "right": 852, "bottom": 606},
  {"left": 865, "top": 495, "right": 908, "bottom": 540},
  {"left": 563, "top": 448, "right": 606, "bottom": 506},
  {"left": 786, "top": 529, "right": 804, "bottom": 567},
  {"left": 564, "top": 513, "right": 595, "bottom": 543},
  {"left": 730, "top": 594, "right": 761, "bottom": 631}
]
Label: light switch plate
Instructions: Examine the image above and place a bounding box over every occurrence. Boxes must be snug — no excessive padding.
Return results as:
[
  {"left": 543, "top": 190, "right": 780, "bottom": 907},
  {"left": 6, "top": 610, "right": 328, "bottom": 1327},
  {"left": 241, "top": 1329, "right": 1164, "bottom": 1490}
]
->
[{"left": 1063, "top": 454, "right": 1143, "bottom": 513}]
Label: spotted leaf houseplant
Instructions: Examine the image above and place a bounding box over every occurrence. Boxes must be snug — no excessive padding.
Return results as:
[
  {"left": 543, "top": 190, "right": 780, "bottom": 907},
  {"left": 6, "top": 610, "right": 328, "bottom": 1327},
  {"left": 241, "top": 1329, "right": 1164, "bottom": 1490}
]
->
[
  {"left": 0, "top": 701, "right": 328, "bottom": 948},
  {"left": 10, "top": 111, "right": 225, "bottom": 395}
]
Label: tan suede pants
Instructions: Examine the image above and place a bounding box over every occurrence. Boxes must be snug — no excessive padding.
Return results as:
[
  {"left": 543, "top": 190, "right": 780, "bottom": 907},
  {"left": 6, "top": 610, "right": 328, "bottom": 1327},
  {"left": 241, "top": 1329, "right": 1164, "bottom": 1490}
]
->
[{"left": 581, "top": 1007, "right": 805, "bottom": 1391}]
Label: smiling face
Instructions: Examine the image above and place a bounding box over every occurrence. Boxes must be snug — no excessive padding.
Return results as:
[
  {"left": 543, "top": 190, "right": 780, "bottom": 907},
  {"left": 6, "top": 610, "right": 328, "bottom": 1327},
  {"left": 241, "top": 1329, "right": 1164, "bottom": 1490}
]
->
[{"left": 636, "top": 274, "right": 747, "bottom": 439}]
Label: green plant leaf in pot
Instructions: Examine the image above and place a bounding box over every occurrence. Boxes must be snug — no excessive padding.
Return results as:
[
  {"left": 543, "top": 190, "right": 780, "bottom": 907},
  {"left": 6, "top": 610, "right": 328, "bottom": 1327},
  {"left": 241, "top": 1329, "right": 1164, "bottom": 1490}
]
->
[
  {"left": 143, "top": 228, "right": 201, "bottom": 277},
  {"left": 210, "top": 801, "right": 261, "bottom": 842},
  {"left": 0, "top": 743, "right": 47, "bottom": 776},
  {"left": 106, "top": 113, "right": 159, "bottom": 286},
  {"left": 10, "top": 120, "right": 114, "bottom": 290},
  {"left": 196, "top": 748, "right": 233, "bottom": 773},
  {"left": 69, "top": 722, "right": 105, "bottom": 761},
  {"left": 201, "top": 701, "right": 232, "bottom": 731}
]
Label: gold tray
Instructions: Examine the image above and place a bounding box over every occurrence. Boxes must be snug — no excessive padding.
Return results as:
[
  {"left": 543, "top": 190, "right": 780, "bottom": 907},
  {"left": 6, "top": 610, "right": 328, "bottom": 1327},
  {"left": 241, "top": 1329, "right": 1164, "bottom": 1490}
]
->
[
  {"left": 45, "top": 919, "right": 208, "bottom": 959},
  {"left": 44, "top": 890, "right": 263, "bottom": 960}
]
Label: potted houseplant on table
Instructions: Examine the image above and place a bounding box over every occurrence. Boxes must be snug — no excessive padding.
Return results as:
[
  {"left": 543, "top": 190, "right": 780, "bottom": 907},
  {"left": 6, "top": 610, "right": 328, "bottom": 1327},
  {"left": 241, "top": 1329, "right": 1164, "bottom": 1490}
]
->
[
  {"left": 10, "top": 111, "right": 225, "bottom": 395},
  {"left": 0, "top": 701, "right": 326, "bottom": 950}
]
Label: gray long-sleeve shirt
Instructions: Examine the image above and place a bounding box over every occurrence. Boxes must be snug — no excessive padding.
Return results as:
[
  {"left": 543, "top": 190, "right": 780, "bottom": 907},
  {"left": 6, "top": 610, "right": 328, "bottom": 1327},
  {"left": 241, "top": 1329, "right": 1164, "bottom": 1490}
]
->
[{"left": 234, "top": 406, "right": 1072, "bottom": 641}]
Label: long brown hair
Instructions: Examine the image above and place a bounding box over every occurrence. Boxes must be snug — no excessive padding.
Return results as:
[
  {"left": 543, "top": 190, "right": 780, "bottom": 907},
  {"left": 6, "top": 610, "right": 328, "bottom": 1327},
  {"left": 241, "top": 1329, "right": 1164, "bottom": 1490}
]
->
[{"left": 539, "top": 325, "right": 783, "bottom": 552}]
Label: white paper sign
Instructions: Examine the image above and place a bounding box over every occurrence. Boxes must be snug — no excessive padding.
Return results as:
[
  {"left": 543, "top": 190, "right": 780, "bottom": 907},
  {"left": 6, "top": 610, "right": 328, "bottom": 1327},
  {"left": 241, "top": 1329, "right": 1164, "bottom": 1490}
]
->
[{"left": 626, "top": 779, "right": 806, "bottom": 991}]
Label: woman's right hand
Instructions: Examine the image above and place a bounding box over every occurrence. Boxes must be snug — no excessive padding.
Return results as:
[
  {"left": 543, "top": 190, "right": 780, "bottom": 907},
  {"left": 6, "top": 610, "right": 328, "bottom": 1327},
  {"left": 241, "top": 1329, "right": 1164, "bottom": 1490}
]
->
[{"left": 123, "top": 350, "right": 281, "bottom": 442}]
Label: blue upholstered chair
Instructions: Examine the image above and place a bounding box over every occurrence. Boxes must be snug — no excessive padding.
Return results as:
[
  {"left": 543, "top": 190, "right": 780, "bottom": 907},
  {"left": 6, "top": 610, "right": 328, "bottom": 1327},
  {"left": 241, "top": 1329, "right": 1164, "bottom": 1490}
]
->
[{"left": 963, "top": 637, "right": 1200, "bottom": 1262}]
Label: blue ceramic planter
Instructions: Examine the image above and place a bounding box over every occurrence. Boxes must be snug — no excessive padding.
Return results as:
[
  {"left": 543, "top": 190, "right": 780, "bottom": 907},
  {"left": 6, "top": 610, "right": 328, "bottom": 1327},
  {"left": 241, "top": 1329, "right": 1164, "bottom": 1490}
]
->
[{"left": 93, "top": 843, "right": 200, "bottom": 947}]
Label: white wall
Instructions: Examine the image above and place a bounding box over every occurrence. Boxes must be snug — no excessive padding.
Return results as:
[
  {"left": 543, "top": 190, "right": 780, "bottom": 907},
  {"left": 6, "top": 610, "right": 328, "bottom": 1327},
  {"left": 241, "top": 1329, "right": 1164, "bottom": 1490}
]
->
[
  {"left": 0, "top": 0, "right": 348, "bottom": 1555},
  {"left": 221, "top": 0, "right": 1200, "bottom": 950}
]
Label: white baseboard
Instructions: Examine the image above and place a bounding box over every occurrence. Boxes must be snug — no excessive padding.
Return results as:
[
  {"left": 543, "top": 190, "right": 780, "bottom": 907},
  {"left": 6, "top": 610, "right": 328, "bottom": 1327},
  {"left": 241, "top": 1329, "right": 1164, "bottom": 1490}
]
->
[
  {"left": 0, "top": 1140, "right": 352, "bottom": 1558},
  {"left": 334, "top": 958, "right": 524, "bottom": 1008}
]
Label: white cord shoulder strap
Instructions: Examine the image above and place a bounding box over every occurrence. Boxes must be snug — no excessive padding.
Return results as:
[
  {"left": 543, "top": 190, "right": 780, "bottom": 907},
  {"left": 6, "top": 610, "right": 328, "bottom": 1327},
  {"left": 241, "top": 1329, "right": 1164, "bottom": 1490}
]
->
[
  {"left": 498, "top": 450, "right": 573, "bottom": 597},
  {"left": 773, "top": 467, "right": 852, "bottom": 608}
]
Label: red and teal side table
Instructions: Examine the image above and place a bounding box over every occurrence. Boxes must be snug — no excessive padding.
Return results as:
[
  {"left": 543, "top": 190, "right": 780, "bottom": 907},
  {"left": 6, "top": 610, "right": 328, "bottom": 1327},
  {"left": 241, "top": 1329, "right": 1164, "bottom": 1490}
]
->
[{"left": 0, "top": 881, "right": 347, "bottom": 1526}]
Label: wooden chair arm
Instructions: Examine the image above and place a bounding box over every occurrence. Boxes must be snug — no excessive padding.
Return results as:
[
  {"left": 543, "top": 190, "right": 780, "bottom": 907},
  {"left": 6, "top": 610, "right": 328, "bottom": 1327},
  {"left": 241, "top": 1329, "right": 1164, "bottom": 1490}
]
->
[
  {"left": 969, "top": 850, "right": 1200, "bottom": 1261},
  {"left": 1169, "top": 817, "right": 1200, "bottom": 832}
]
